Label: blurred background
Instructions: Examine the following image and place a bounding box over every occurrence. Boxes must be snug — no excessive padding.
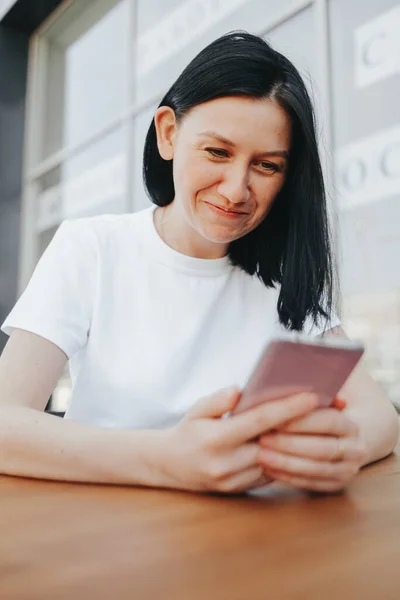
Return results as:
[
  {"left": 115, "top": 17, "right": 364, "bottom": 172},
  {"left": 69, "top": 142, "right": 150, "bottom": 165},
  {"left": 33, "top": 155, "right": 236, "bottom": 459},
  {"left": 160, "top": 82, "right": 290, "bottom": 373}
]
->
[{"left": 0, "top": 0, "right": 399, "bottom": 413}]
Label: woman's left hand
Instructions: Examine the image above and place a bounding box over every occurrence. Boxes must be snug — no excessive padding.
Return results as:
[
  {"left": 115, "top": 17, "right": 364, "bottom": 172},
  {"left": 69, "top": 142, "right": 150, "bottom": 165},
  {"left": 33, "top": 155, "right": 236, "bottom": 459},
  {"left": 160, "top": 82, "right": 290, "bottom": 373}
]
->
[{"left": 257, "top": 405, "right": 367, "bottom": 493}]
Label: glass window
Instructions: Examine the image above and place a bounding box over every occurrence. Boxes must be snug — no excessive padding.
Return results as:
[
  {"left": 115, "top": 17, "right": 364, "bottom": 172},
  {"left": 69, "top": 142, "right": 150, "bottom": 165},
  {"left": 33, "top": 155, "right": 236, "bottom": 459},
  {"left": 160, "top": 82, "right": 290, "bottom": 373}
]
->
[
  {"left": 40, "top": 0, "right": 129, "bottom": 160},
  {"left": 330, "top": 0, "right": 400, "bottom": 405},
  {"left": 135, "top": 0, "right": 292, "bottom": 105},
  {"left": 36, "top": 126, "right": 128, "bottom": 232}
]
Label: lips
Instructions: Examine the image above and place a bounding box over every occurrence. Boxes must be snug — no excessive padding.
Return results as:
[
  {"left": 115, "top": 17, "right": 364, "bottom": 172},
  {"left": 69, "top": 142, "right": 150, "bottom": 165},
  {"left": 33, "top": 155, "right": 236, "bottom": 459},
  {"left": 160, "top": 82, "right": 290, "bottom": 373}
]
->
[{"left": 205, "top": 201, "right": 247, "bottom": 215}]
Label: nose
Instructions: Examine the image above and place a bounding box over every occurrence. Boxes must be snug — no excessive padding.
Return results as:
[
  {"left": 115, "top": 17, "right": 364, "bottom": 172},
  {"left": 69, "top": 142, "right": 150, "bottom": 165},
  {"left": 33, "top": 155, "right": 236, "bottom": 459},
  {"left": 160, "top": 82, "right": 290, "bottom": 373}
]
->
[{"left": 218, "top": 164, "right": 251, "bottom": 206}]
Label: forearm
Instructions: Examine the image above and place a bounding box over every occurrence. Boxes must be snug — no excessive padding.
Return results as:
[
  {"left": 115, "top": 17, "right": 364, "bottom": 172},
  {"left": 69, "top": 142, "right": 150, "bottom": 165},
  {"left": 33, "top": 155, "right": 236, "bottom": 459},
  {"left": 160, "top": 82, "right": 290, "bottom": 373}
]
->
[
  {"left": 0, "top": 406, "right": 168, "bottom": 486},
  {"left": 322, "top": 326, "right": 399, "bottom": 466}
]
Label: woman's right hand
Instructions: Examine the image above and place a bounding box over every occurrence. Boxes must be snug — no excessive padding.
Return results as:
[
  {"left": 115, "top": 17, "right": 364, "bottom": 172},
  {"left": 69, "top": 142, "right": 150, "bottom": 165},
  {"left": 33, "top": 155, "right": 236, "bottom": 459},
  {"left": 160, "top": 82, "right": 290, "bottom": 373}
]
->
[{"left": 158, "top": 387, "right": 318, "bottom": 494}]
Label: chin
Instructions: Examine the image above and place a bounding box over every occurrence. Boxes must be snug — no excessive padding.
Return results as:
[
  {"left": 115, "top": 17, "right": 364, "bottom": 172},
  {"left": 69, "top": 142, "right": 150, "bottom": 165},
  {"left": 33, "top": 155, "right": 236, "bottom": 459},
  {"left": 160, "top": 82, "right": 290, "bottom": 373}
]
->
[{"left": 199, "top": 223, "right": 240, "bottom": 245}]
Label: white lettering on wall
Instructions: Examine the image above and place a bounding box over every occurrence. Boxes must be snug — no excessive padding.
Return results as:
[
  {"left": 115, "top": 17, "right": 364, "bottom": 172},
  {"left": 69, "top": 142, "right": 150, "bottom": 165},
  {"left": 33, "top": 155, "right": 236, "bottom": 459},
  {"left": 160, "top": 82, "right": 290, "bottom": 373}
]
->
[
  {"left": 335, "top": 125, "right": 400, "bottom": 210},
  {"left": 355, "top": 5, "right": 400, "bottom": 88},
  {"left": 137, "top": 0, "right": 249, "bottom": 76}
]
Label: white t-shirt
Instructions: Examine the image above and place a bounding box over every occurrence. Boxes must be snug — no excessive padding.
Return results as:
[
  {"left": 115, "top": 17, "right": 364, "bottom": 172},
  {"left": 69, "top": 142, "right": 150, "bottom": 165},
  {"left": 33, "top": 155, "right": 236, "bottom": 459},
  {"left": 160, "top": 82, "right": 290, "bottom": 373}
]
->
[{"left": 1, "top": 206, "right": 339, "bottom": 429}]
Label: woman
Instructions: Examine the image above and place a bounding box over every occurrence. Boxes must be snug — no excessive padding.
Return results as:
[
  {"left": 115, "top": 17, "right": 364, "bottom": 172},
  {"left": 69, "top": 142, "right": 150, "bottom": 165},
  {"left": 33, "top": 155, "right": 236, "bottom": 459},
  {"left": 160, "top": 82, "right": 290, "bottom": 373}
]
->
[{"left": 0, "top": 32, "right": 398, "bottom": 494}]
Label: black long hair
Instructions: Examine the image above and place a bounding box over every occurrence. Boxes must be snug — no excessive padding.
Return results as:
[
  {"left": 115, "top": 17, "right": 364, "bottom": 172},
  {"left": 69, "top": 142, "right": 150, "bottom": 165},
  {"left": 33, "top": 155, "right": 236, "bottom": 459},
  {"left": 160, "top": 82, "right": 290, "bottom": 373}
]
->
[{"left": 143, "top": 31, "right": 334, "bottom": 331}]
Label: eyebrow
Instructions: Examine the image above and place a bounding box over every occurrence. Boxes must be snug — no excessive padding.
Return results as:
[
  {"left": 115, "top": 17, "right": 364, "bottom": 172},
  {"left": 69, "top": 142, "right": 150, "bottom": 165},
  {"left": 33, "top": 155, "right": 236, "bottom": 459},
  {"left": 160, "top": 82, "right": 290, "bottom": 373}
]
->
[{"left": 198, "top": 130, "right": 289, "bottom": 159}]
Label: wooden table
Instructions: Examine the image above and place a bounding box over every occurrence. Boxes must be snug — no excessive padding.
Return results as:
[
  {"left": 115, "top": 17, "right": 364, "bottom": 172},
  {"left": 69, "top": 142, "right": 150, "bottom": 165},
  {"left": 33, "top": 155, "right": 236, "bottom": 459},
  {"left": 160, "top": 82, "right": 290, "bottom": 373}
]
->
[{"left": 1, "top": 449, "right": 400, "bottom": 600}]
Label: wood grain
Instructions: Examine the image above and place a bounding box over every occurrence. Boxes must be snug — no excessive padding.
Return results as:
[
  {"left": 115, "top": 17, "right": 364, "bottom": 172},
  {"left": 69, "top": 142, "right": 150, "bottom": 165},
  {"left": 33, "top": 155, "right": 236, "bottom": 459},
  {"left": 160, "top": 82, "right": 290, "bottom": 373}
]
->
[{"left": 1, "top": 448, "right": 400, "bottom": 600}]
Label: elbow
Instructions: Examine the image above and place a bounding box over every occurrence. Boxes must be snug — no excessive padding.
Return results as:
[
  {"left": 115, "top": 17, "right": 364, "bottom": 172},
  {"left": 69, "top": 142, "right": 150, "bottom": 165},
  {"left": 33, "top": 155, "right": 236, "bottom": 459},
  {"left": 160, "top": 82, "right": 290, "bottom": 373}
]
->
[
  {"left": 376, "top": 403, "right": 400, "bottom": 463},
  {"left": 387, "top": 405, "right": 400, "bottom": 454},
  {"left": 0, "top": 412, "right": 10, "bottom": 475},
  {"left": 358, "top": 401, "right": 400, "bottom": 467},
  {"left": 0, "top": 406, "right": 22, "bottom": 475}
]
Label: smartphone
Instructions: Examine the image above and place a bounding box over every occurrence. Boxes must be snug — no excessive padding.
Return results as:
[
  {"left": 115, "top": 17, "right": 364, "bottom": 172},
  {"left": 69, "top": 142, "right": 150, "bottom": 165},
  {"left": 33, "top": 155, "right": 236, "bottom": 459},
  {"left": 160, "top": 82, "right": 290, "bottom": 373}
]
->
[{"left": 232, "top": 333, "right": 364, "bottom": 415}]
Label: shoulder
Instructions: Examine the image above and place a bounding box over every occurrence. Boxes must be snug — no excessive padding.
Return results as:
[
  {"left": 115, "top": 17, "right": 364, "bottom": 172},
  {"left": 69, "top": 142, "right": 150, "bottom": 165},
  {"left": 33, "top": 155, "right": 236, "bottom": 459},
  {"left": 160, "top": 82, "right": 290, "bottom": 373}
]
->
[
  {"left": 62, "top": 207, "right": 152, "bottom": 235},
  {"left": 58, "top": 207, "right": 154, "bottom": 251}
]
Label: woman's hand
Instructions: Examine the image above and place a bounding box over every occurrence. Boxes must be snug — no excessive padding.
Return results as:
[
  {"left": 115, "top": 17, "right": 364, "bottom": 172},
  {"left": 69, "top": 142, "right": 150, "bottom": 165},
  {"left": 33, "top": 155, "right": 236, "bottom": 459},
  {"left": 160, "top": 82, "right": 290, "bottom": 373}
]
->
[
  {"left": 159, "top": 388, "right": 318, "bottom": 494},
  {"left": 257, "top": 404, "right": 367, "bottom": 493}
]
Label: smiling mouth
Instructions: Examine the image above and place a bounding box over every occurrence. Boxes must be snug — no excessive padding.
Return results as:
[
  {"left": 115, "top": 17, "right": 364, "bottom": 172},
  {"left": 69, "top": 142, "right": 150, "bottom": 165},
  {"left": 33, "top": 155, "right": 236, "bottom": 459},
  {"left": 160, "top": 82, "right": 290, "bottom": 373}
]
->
[{"left": 205, "top": 201, "right": 247, "bottom": 215}]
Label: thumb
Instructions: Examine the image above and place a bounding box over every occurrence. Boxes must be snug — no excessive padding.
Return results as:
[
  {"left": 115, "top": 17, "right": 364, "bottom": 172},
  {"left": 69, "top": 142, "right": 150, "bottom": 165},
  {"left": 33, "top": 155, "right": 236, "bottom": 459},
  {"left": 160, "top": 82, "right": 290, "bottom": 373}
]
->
[{"left": 187, "top": 386, "right": 241, "bottom": 420}]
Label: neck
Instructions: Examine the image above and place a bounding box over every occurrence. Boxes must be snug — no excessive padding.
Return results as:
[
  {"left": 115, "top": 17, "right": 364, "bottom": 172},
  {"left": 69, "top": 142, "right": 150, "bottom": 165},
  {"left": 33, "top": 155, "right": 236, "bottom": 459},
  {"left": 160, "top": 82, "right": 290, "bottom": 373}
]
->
[{"left": 154, "top": 203, "right": 228, "bottom": 260}]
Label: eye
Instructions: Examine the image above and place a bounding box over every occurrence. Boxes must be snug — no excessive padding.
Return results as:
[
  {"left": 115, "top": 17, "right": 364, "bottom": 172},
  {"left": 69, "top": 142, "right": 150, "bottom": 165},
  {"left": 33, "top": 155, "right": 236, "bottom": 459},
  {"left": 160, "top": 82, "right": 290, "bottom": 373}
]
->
[
  {"left": 259, "top": 161, "right": 280, "bottom": 173},
  {"left": 205, "top": 147, "right": 229, "bottom": 158}
]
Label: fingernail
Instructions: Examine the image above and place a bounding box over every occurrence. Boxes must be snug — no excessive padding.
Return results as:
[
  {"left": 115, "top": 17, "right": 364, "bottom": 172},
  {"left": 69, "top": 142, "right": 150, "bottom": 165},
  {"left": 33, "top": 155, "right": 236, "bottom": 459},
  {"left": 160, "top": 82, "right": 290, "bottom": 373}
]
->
[{"left": 333, "top": 397, "right": 347, "bottom": 411}]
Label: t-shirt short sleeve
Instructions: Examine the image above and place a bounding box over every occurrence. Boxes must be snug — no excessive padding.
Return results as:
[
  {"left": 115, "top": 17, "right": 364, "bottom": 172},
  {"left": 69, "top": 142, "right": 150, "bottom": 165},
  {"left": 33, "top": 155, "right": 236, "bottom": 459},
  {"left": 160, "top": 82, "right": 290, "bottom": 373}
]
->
[{"left": 1, "top": 219, "right": 97, "bottom": 358}]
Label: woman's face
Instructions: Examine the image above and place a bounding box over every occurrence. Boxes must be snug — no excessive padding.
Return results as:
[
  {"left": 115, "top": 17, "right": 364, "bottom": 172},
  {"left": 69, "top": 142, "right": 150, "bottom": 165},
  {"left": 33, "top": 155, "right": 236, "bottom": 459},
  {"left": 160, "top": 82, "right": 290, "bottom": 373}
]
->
[{"left": 154, "top": 96, "right": 291, "bottom": 254}]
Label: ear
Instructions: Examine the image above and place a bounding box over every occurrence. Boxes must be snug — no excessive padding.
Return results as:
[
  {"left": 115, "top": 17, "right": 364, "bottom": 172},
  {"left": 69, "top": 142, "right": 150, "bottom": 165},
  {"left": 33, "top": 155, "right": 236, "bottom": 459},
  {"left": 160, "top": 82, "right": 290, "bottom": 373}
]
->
[{"left": 154, "top": 106, "right": 177, "bottom": 161}]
